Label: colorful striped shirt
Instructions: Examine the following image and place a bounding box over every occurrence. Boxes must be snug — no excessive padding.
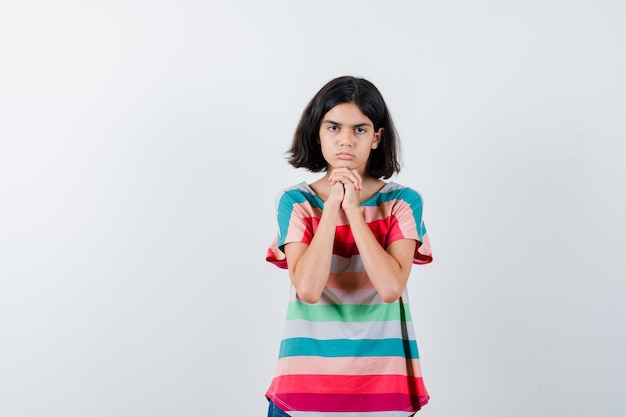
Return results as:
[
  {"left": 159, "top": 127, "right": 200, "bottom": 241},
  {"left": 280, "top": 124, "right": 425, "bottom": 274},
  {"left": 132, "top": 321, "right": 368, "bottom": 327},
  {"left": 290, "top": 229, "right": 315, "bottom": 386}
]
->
[{"left": 266, "top": 181, "right": 433, "bottom": 416}]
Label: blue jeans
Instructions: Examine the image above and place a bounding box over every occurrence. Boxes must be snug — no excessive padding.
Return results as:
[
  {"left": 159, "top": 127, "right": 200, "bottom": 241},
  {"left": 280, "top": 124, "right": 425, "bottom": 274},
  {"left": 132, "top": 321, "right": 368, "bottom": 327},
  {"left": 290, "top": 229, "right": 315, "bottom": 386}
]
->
[{"left": 267, "top": 400, "right": 291, "bottom": 417}]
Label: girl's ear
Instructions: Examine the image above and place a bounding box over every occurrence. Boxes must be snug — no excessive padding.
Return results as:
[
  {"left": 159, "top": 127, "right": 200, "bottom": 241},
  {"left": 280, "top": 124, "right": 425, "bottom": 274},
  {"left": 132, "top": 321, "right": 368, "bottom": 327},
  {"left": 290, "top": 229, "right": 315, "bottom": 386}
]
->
[{"left": 372, "top": 128, "right": 384, "bottom": 149}]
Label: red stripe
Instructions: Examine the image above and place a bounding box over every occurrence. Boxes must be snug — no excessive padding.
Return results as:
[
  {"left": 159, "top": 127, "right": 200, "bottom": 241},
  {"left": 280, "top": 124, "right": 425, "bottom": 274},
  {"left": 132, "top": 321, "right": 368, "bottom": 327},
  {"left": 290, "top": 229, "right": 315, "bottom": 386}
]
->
[
  {"left": 333, "top": 219, "right": 392, "bottom": 258},
  {"left": 266, "top": 247, "right": 288, "bottom": 269},
  {"left": 269, "top": 392, "right": 428, "bottom": 412},
  {"left": 270, "top": 374, "right": 425, "bottom": 395},
  {"left": 413, "top": 241, "right": 433, "bottom": 264}
]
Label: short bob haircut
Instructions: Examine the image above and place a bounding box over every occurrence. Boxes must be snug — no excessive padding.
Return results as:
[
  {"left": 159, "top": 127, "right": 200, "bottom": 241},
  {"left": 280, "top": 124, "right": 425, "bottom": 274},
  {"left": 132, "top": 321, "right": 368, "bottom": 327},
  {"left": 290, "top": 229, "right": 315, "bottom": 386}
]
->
[{"left": 287, "top": 76, "right": 401, "bottom": 179}]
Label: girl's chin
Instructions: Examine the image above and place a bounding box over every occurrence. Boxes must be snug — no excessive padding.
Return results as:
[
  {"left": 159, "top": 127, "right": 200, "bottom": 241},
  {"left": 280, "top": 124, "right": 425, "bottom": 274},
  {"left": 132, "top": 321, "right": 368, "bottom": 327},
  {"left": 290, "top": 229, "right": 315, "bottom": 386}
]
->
[{"left": 330, "top": 161, "right": 356, "bottom": 169}]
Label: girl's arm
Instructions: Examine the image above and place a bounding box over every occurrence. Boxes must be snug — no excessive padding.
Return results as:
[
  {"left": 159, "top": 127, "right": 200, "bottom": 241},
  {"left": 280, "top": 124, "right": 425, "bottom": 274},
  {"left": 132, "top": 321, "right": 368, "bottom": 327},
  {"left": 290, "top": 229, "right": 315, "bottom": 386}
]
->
[
  {"left": 343, "top": 207, "right": 416, "bottom": 303},
  {"left": 284, "top": 183, "right": 344, "bottom": 304},
  {"left": 329, "top": 168, "right": 415, "bottom": 303}
]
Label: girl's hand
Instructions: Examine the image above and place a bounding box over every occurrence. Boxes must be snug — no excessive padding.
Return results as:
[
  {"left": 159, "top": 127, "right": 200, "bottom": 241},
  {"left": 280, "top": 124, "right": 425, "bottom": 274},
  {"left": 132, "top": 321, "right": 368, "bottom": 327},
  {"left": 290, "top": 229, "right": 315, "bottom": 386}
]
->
[
  {"left": 326, "top": 180, "right": 345, "bottom": 206},
  {"left": 328, "top": 168, "right": 362, "bottom": 210}
]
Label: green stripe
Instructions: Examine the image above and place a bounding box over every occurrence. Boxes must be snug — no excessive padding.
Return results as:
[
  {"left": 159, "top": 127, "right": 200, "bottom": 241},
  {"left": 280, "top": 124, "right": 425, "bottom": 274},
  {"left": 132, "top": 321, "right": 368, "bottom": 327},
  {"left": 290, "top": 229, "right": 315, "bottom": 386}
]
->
[
  {"left": 279, "top": 337, "right": 420, "bottom": 359},
  {"left": 286, "top": 301, "right": 412, "bottom": 323}
]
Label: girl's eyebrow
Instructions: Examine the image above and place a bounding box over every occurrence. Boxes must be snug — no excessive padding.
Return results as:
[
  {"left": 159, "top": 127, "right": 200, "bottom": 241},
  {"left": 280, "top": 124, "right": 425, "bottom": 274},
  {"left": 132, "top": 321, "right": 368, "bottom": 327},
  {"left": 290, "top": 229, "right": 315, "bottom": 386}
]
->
[{"left": 322, "top": 119, "right": 372, "bottom": 128}]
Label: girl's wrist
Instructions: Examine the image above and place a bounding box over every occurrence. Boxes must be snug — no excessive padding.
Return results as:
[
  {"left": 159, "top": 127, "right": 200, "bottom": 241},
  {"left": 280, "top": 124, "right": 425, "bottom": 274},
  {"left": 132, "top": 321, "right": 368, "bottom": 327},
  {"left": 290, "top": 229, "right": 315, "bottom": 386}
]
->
[
  {"left": 342, "top": 206, "right": 362, "bottom": 219},
  {"left": 324, "top": 199, "right": 342, "bottom": 211}
]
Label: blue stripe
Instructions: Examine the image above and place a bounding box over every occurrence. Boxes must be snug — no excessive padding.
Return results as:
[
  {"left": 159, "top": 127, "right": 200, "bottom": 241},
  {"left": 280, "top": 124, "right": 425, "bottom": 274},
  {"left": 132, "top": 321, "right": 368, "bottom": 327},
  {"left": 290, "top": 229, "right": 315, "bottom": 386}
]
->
[{"left": 278, "top": 337, "right": 420, "bottom": 359}]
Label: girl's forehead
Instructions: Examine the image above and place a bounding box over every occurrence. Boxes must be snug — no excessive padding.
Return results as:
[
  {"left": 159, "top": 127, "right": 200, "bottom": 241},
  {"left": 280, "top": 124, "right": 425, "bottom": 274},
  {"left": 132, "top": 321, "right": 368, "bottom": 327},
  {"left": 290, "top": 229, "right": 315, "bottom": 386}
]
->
[{"left": 323, "top": 102, "right": 372, "bottom": 124}]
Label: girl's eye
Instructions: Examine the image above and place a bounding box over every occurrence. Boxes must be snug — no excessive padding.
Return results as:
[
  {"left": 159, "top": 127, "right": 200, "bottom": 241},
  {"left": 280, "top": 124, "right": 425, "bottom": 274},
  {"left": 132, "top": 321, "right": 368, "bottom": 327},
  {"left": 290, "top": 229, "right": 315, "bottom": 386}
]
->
[
  {"left": 355, "top": 127, "right": 366, "bottom": 134},
  {"left": 328, "top": 125, "right": 339, "bottom": 132}
]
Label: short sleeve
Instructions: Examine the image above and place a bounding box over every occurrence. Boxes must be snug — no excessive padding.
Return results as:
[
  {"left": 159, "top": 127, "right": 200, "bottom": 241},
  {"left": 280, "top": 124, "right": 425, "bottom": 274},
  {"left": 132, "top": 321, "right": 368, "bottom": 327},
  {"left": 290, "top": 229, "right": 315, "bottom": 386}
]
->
[
  {"left": 266, "top": 186, "right": 320, "bottom": 269},
  {"left": 266, "top": 235, "right": 287, "bottom": 269},
  {"left": 387, "top": 187, "right": 433, "bottom": 265}
]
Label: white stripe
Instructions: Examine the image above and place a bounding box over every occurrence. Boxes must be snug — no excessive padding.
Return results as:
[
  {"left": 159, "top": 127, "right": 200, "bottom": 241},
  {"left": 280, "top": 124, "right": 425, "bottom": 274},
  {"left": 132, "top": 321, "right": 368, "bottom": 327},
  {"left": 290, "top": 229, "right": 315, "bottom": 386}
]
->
[
  {"left": 282, "top": 319, "right": 404, "bottom": 340},
  {"left": 288, "top": 286, "right": 410, "bottom": 306},
  {"left": 289, "top": 286, "right": 389, "bottom": 305},
  {"left": 330, "top": 254, "right": 365, "bottom": 273}
]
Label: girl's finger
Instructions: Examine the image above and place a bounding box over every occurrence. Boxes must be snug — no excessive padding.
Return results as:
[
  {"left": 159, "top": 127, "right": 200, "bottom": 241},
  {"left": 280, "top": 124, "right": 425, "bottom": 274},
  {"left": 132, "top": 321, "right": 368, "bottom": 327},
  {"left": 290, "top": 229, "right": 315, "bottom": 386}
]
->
[
  {"left": 351, "top": 169, "right": 363, "bottom": 190},
  {"left": 330, "top": 169, "right": 360, "bottom": 187},
  {"left": 331, "top": 175, "right": 355, "bottom": 187}
]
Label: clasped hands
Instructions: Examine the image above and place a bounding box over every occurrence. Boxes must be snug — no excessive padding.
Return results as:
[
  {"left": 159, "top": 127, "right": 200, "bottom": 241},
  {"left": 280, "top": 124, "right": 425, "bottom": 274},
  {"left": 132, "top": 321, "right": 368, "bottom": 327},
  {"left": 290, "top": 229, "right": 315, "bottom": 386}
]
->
[{"left": 327, "top": 168, "right": 363, "bottom": 210}]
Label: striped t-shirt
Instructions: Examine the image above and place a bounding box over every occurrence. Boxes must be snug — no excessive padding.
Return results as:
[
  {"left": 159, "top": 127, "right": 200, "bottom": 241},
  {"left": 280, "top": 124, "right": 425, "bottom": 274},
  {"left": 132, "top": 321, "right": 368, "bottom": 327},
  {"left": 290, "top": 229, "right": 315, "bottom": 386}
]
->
[{"left": 266, "top": 181, "right": 433, "bottom": 416}]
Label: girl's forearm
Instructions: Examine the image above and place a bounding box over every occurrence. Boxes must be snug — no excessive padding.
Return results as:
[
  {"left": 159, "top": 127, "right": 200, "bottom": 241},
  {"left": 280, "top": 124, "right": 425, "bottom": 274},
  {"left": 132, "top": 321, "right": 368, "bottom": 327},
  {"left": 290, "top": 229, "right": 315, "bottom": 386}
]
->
[
  {"left": 287, "top": 202, "right": 341, "bottom": 303},
  {"left": 343, "top": 207, "right": 414, "bottom": 303}
]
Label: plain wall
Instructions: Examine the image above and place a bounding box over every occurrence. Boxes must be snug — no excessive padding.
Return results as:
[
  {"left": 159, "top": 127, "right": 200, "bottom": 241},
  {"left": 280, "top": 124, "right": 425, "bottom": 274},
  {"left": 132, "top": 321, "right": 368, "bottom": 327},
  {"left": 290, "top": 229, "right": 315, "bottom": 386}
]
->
[{"left": 1, "top": 1, "right": 624, "bottom": 416}]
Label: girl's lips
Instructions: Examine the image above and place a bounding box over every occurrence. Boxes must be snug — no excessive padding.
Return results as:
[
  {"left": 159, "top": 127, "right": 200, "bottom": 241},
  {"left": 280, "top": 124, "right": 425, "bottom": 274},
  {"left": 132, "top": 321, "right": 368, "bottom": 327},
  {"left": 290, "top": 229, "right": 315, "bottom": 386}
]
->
[{"left": 336, "top": 153, "right": 354, "bottom": 160}]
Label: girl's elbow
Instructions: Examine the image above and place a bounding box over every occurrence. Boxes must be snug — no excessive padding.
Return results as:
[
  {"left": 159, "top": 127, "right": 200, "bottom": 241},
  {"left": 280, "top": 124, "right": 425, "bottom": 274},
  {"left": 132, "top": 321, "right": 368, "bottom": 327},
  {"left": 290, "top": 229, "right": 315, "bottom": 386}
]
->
[
  {"left": 379, "top": 291, "right": 402, "bottom": 304},
  {"left": 295, "top": 287, "right": 322, "bottom": 304},
  {"left": 291, "top": 278, "right": 324, "bottom": 304},
  {"left": 378, "top": 281, "right": 407, "bottom": 303}
]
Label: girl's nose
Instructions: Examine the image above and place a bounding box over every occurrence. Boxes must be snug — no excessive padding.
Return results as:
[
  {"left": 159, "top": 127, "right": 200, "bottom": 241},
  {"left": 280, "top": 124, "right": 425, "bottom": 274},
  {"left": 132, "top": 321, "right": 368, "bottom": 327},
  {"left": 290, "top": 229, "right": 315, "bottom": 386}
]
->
[{"left": 339, "top": 131, "right": 353, "bottom": 146}]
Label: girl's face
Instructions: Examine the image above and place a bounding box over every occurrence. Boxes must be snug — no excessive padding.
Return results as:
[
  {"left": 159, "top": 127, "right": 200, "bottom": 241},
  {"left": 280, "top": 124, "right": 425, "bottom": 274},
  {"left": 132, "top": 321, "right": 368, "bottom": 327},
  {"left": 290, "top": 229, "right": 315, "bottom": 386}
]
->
[{"left": 318, "top": 102, "right": 383, "bottom": 175}]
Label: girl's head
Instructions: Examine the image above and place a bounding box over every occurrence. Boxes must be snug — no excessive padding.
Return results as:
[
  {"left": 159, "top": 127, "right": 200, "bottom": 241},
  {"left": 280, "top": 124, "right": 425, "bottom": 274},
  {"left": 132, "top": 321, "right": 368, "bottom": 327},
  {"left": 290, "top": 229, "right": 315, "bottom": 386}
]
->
[{"left": 287, "top": 76, "right": 401, "bottom": 179}]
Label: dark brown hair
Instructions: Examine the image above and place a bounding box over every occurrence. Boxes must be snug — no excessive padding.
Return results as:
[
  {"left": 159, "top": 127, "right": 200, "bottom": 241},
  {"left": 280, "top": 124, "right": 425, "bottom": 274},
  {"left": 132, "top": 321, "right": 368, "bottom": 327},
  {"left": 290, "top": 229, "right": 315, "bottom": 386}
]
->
[{"left": 287, "top": 76, "right": 401, "bottom": 179}]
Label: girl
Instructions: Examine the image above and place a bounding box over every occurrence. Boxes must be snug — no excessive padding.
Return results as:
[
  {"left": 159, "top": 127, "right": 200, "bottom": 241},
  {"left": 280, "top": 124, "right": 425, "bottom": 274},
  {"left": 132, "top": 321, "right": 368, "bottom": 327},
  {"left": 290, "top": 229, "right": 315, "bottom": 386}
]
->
[{"left": 265, "top": 76, "right": 433, "bottom": 417}]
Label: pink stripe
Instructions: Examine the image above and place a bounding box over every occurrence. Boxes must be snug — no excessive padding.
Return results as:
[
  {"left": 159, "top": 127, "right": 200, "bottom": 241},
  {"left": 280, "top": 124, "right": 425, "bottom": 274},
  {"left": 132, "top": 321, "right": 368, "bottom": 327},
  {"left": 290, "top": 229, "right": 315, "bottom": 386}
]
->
[
  {"left": 273, "top": 356, "right": 424, "bottom": 377},
  {"left": 326, "top": 271, "right": 374, "bottom": 290},
  {"left": 269, "top": 374, "right": 425, "bottom": 395},
  {"left": 286, "top": 199, "right": 414, "bottom": 229},
  {"left": 268, "top": 392, "right": 428, "bottom": 412},
  {"left": 284, "top": 204, "right": 319, "bottom": 244},
  {"left": 332, "top": 200, "right": 411, "bottom": 227}
]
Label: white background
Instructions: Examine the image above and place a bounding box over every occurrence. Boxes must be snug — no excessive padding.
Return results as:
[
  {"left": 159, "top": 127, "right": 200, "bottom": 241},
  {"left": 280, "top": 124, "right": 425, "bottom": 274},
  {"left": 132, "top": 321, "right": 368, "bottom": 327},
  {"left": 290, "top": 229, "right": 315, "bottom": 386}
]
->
[{"left": 1, "top": 1, "right": 625, "bottom": 416}]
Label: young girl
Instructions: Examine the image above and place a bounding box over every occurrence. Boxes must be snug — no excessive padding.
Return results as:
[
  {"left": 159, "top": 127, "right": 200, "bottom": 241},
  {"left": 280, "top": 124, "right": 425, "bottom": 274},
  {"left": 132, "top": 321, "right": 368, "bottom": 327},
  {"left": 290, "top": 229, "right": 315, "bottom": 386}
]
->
[{"left": 265, "top": 76, "right": 433, "bottom": 417}]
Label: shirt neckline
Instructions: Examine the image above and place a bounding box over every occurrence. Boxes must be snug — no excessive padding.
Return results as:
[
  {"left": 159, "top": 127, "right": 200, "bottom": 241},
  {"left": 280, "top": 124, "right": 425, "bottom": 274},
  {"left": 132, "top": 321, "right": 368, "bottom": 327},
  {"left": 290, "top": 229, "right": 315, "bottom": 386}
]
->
[{"left": 301, "top": 181, "right": 393, "bottom": 206}]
